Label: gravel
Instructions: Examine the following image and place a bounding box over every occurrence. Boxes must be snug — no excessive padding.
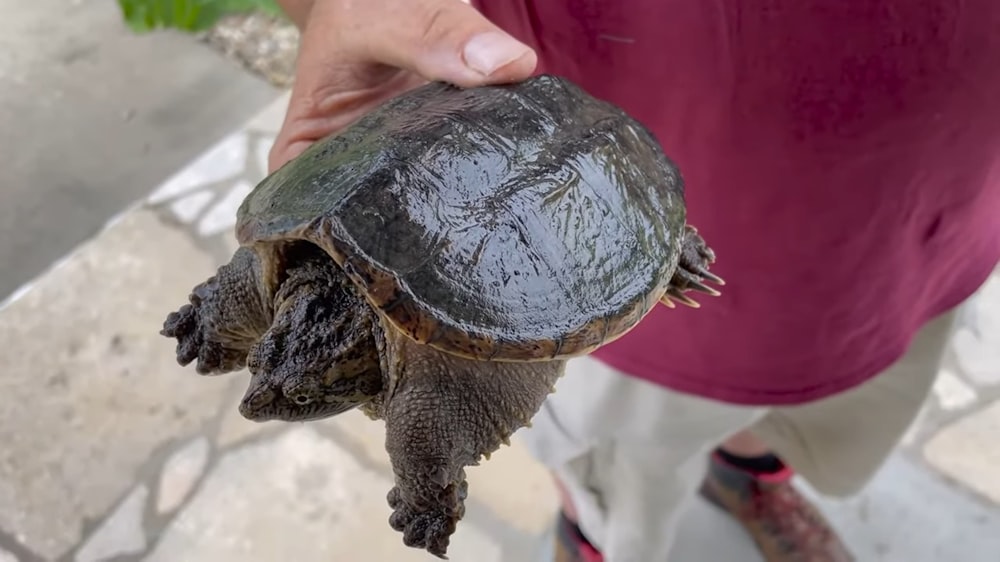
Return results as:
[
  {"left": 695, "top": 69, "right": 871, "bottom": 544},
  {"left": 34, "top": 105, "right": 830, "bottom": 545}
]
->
[{"left": 202, "top": 12, "right": 300, "bottom": 88}]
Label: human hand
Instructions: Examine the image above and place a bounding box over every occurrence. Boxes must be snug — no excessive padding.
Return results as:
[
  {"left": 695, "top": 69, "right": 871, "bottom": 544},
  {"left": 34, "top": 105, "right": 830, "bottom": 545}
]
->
[{"left": 268, "top": 0, "right": 538, "bottom": 172}]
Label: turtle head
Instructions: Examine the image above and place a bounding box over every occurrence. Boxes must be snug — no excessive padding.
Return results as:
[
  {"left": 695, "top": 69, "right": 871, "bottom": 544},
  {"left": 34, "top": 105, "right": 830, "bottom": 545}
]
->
[
  {"left": 236, "top": 241, "right": 385, "bottom": 422},
  {"left": 238, "top": 361, "right": 383, "bottom": 422}
]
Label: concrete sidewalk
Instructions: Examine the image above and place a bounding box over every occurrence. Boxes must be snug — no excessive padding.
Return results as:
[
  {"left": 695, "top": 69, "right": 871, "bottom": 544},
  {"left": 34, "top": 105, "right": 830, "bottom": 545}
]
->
[
  {"left": 0, "top": 0, "right": 279, "bottom": 302},
  {"left": 0, "top": 93, "right": 998, "bottom": 562}
]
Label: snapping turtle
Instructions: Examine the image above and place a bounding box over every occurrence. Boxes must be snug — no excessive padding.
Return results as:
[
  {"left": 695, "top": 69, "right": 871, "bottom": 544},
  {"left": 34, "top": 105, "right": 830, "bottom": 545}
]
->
[{"left": 160, "top": 74, "right": 722, "bottom": 557}]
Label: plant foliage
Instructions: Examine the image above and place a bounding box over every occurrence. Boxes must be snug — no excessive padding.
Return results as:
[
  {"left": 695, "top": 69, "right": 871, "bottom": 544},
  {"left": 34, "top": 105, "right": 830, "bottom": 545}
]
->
[{"left": 117, "top": 0, "right": 283, "bottom": 33}]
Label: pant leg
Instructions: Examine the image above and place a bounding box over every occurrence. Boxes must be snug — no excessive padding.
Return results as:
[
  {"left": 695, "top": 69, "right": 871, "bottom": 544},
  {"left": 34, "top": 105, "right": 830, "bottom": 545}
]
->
[
  {"left": 518, "top": 355, "right": 764, "bottom": 562},
  {"left": 751, "top": 310, "right": 958, "bottom": 497}
]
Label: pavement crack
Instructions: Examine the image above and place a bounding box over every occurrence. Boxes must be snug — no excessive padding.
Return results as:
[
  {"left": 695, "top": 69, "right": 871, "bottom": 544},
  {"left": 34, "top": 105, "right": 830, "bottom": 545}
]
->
[{"left": 0, "top": 527, "right": 44, "bottom": 562}]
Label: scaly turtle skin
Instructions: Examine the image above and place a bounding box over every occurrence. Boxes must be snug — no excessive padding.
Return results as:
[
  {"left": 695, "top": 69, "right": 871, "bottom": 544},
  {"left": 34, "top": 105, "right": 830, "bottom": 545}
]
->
[{"left": 160, "top": 74, "right": 722, "bottom": 558}]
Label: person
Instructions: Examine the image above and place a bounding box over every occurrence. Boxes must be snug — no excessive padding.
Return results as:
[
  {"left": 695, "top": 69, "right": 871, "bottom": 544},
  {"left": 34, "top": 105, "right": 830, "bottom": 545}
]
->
[{"left": 268, "top": 1, "right": 1000, "bottom": 561}]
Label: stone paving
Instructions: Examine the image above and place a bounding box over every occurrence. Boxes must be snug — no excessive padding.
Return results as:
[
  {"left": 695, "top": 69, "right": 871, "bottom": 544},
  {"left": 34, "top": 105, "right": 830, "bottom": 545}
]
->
[{"left": 1, "top": 92, "right": 998, "bottom": 562}]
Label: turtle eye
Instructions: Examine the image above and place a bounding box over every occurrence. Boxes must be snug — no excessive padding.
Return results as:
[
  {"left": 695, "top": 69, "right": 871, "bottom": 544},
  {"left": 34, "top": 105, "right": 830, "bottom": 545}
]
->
[
  {"left": 282, "top": 379, "right": 318, "bottom": 407},
  {"left": 285, "top": 391, "right": 313, "bottom": 406}
]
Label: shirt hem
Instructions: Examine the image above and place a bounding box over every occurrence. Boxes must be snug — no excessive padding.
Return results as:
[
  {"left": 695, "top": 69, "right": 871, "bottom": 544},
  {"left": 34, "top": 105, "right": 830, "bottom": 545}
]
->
[{"left": 592, "top": 260, "right": 997, "bottom": 406}]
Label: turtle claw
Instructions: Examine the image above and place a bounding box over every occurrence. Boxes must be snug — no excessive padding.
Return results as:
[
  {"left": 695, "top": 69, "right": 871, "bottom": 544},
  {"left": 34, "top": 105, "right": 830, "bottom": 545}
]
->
[
  {"left": 697, "top": 269, "right": 726, "bottom": 286},
  {"left": 659, "top": 224, "right": 724, "bottom": 309},
  {"left": 386, "top": 480, "right": 467, "bottom": 559},
  {"left": 687, "top": 279, "right": 722, "bottom": 297},
  {"left": 667, "top": 288, "right": 701, "bottom": 308},
  {"left": 162, "top": 302, "right": 237, "bottom": 374}
]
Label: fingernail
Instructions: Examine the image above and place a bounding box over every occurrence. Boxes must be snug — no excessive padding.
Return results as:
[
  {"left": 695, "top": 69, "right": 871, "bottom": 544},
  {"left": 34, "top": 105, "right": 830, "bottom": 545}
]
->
[{"left": 463, "top": 32, "right": 531, "bottom": 76}]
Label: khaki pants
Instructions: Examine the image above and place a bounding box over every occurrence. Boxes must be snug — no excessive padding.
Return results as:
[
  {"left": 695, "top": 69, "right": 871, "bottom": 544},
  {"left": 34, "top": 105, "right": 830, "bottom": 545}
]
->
[{"left": 518, "top": 311, "right": 956, "bottom": 562}]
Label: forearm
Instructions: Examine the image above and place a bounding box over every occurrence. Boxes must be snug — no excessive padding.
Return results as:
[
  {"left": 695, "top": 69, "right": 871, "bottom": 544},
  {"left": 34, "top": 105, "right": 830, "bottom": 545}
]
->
[{"left": 275, "top": 0, "right": 317, "bottom": 29}]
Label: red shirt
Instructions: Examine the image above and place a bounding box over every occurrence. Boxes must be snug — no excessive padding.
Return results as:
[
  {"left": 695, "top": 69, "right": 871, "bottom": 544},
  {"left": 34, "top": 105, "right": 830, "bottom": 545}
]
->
[{"left": 473, "top": 0, "right": 1000, "bottom": 404}]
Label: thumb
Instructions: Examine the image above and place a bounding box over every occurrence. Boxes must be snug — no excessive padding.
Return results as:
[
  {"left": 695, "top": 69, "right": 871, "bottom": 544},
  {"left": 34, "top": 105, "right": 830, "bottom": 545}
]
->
[{"left": 341, "top": 0, "right": 538, "bottom": 87}]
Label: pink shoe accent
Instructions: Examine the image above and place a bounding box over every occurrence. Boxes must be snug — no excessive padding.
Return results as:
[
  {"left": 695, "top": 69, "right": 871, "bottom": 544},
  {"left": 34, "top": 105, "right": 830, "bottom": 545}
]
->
[{"left": 579, "top": 541, "right": 603, "bottom": 562}]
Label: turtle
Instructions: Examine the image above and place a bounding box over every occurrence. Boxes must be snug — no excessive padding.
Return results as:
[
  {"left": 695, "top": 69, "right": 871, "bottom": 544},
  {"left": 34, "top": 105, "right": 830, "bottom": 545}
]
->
[{"left": 160, "top": 74, "right": 723, "bottom": 558}]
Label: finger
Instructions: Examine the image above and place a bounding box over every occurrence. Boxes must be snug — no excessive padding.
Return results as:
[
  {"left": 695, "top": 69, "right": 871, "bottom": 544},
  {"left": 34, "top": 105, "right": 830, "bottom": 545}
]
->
[
  {"left": 335, "top": 0, "right": 538, "bottom": 87},
  {"left": 268, "top": 71, "right": 427, "bottom": 172},
  {"left": 268, "top": 139, "right": 310, "bottom": 173},
  {"left": 270, "top": 0, "right": 536, "bottom": 172}
]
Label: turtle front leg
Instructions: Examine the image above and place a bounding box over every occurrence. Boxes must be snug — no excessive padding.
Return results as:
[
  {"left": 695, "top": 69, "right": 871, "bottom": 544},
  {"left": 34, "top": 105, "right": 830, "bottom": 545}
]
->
[
  {"left": 660, "top": 224, "right": 726, "bottom": 309},
  {"left": 374, "top": 328, "right": 563, "bottom": 558},
  {"left": 161, "top": 247, "right": 274, "bottom": 374}
]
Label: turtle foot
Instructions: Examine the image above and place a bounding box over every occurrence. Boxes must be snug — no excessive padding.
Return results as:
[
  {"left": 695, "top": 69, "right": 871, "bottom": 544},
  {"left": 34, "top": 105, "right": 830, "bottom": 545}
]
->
[
  {"left": 661, "top": 225, "right": 724, "bottom": 309},
  {"left": 387, "top": 477, "right": 468, "bottom": 559},
  {"left": 376, "top": 328, "right": 564, "bottom": 557},
  {"left": 161, "top": 247, "right": 272, "bottom": 375},
  {"left": 161, "top": 302, "right": 238, "bottom": 374}
]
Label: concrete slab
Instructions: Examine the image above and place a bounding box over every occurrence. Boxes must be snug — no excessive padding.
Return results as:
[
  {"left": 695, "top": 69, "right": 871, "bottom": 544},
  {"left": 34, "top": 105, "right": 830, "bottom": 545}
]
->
[
  {"left": 0, "top": 210, "right": 232, "bottom": 559},
  {"left": 145, "top": 426, "right": 502, "bottom": 562},
  {"left": 466, "top": 436, "right": 561, "bottom": 536},
  {"left": 74, "top": 484, "right": 149, "bottom": 562},
  {"left": 924, "top": 399, "right": 1000, "bottom": 505},
  {"left": 0, "top": 0, "right": 278, "bottom": 301},
  {"left": 803, "top": 455, "right": 1000, "bottom": 562},
  {"left": 156, "top": 437, "right": 211, "bottom": 514},
  {"left": 245, "top": 91, "right": 292, "bottom": 135}
]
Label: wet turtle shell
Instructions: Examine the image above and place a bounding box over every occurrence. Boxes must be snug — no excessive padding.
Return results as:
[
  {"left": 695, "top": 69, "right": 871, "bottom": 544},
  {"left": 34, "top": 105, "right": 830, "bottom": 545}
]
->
[{"left": 236, "top": 74, "right": 688, "bottom": 361}]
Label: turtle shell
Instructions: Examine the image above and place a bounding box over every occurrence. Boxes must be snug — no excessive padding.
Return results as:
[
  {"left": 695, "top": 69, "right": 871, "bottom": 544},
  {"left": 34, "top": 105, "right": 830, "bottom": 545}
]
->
[{"left": 236, "top": 74, "right": 687, "bottom": 362}]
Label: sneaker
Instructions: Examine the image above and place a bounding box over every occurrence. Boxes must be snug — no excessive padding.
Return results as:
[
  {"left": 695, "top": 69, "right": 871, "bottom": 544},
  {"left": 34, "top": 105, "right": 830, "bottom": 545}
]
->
[{"left": 699, "top": 451, "right": 855, "bottom": 562}]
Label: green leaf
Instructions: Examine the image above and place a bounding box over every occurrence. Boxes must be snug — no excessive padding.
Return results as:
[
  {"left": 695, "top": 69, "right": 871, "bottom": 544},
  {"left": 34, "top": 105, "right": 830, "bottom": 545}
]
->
[{"left": 117, "top": 0, "right": 282, "bottom": 33}]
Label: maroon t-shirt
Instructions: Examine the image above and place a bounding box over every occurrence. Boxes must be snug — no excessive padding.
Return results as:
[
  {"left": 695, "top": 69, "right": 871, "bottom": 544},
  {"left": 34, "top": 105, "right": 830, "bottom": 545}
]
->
[{"left": 473, "top": 0, "right": 1000, "bottom": 404}]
